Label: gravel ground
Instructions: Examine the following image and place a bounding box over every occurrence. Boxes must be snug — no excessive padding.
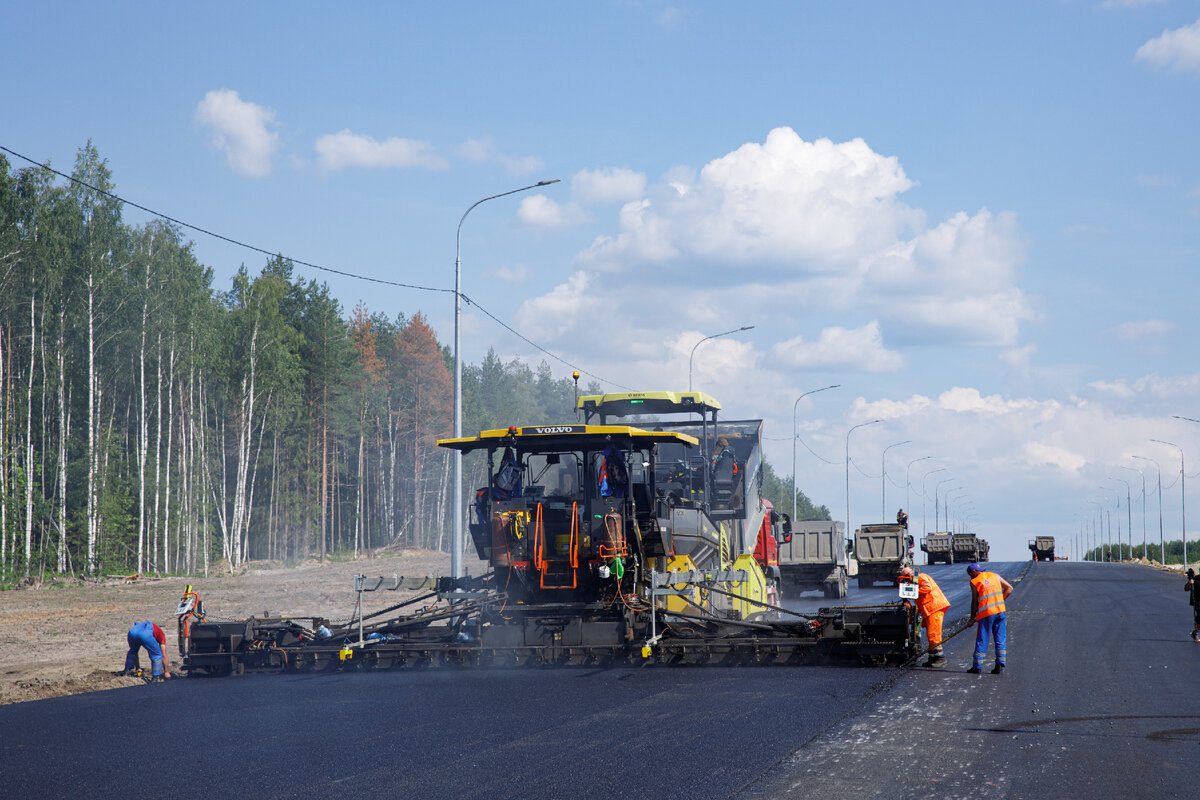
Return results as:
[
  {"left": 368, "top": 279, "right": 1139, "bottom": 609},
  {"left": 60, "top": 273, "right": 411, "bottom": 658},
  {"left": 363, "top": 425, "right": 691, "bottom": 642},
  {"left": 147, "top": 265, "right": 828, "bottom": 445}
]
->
[{"left": 0, "top": 549, "right": 451, "bottom": 705}]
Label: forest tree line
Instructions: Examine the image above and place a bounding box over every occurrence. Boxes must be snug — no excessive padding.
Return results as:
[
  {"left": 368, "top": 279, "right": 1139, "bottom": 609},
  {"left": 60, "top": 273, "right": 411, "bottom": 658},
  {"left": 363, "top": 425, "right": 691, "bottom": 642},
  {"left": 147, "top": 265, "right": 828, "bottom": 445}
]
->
[{"left": 0, "top": 143, "right": 828, "bottom": 583}]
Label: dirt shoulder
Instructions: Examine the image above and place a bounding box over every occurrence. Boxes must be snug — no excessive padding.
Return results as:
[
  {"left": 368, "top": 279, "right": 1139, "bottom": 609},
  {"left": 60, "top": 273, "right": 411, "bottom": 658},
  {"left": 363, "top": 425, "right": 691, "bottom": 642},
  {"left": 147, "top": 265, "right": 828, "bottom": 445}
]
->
[{"left": 0, "top": 550, "right": 450, "bottom": 706}]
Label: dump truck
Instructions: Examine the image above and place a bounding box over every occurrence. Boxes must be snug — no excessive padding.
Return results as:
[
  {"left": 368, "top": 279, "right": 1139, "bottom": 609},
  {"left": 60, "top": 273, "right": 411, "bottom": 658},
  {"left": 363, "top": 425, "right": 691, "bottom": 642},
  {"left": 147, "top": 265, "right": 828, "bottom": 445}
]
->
[
  {"left": 177, "top": 391, "right": 920, "bottom": 674},
  {"left": 777, "top": 520, "right": 848, "bottom": 598},
  {"left": 1029, "top": 536, "right": 1055, "bottom": 561},
  {"left": 854, "top": 523, "right": 914, "bottom": 588},
  {"left": 952, "top": 533, "right": 982, "bottom": 563},
  {"left": 977, "top": 538, "right": 990, "bottom": 562},
  {"left": 921, "top": 532, "right": 953, "bottom": 565},
  {"left": 751, "top": 498, "right": 789, "bottom": 607}
]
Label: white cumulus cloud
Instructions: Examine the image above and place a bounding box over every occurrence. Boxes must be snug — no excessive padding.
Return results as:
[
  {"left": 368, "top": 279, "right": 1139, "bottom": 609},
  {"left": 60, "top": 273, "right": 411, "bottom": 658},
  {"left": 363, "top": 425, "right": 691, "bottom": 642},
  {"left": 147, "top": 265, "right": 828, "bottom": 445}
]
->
[
  {"left": 314, "top": 130, "right": 446, "bottom": 172},
  {"left": 491, "top": 264, "right": 529, "bottom": 284},
  {"left": 513, "top": 271, "right": 597, "bottom": 342},
  {"left": 1021, "top": 442, "right": 1089, "bottom": 475},
  {"left": 1136, "top": 18, "right": 1200, "bottom": 73},
  {"left": 572, "top": 167, "right": 647, "bottom": 205},
  {"left": 771, "top": 322, "right": 905, "bottom": 373},
  {"left": 516, "top": 195, "right": 587, "bottom": 228},
  {"left": 1109, "top": 319, "right": 1174, "bottom": 340},
  {"left": 457, "top": 137, "right": 544, "bottom": 175},
  {"left": 193, "top": 89, "right": 280, "bottom": 177},
  {"left": 570, "top": 127, "right": 1028, "bottom": 348},
  {"left": 1000, "top": 343, "right": 1037, "bottom": 373}
]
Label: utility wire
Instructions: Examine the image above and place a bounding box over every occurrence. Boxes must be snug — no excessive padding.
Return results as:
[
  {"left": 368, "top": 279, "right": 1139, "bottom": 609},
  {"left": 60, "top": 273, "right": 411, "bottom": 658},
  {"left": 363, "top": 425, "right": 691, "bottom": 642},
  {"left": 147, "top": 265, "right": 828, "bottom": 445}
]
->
[
  {"left": 0, "top": 143, "right": 628, "bottom": 389},
  {"left": 0, "top": 144, "right": 448, "bottom": 295},
  {"left": 849, "top": 457, "right": 880, "bottom": 480},
  {"left": 796, "top": 435, "right": 844, "bottom": 466}
]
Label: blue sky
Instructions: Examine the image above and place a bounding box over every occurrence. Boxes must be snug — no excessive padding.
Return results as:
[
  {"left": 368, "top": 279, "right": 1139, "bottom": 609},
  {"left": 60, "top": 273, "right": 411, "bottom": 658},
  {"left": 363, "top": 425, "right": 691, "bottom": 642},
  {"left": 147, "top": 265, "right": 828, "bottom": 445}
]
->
[{"left": 4, "top": 1, "right": 1200, "bottom": 561}]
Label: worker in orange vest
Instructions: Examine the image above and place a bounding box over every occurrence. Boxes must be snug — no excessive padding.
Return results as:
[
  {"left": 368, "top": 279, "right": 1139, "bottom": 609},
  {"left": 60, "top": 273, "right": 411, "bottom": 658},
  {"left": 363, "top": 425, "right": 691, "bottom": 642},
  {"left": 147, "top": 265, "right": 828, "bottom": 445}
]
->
[
  {"left": 966, "top": 563, "right": 1014, "bottom": 674},
  {"left": 898, "top": 565, "right": 949, "bottom": 667}
]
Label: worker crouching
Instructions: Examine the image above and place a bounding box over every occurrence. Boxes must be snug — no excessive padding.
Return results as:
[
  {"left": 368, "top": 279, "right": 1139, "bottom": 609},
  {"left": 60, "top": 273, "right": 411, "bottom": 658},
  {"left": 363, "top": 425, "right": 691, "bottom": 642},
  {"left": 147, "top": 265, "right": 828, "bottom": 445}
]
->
[
  {"left": 898, "top": 566, "right": 949, "bottom": 668},
  {"left": 122, "top": 621, "right": 172, "bottom": 682}
]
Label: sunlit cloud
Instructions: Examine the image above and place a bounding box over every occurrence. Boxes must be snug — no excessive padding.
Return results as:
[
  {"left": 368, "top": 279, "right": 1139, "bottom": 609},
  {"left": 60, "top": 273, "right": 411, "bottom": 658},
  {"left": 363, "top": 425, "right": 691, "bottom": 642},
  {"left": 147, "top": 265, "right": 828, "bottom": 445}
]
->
[
  {"left": 1136, "top": 18, "right": 1200, "bottom": 73},
  {"left": 193, "top": 89, "right": 280, "bottom": 177},
  {"left": 314, "top": 130, "right": 446, "bottom": 171}
]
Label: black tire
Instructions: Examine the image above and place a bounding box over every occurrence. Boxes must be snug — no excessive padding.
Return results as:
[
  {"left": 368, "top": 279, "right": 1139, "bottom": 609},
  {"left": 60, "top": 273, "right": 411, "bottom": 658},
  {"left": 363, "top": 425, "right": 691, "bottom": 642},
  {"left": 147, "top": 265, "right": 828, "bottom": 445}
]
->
[{"left": 858, "top": 575, "right": 872, "bottom": 589}]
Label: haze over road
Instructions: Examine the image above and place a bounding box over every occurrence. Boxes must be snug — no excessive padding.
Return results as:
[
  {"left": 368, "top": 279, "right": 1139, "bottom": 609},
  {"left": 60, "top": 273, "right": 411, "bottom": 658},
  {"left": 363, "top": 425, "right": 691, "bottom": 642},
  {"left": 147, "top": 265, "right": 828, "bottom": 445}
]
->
[{"left": 0, "top": 561, "right": 1194, "bottom": 799}]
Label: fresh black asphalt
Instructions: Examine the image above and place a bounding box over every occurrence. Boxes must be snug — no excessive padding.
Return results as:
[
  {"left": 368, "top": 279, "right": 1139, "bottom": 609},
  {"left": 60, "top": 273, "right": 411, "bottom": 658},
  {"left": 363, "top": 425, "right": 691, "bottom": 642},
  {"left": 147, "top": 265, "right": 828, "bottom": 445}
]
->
[{"left": 0, "top": 560, "right": 1195, "bottom": 799}]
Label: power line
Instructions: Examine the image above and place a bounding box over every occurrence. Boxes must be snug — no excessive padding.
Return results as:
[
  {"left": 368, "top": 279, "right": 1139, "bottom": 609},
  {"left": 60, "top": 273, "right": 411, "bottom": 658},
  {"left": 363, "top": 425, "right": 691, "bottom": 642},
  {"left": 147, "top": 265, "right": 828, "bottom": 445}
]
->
[
  {"left": 0, "top": 144, "right": 448, "bottom": 294},
  {"left": 1, "top": 143, "right": 628, "bottom": 389},
  {"left": 463, "top": 294, "right": 632, "bottom": 390},
  {"left": 796, "top": 435, "right": 843, "bottom": 466}
]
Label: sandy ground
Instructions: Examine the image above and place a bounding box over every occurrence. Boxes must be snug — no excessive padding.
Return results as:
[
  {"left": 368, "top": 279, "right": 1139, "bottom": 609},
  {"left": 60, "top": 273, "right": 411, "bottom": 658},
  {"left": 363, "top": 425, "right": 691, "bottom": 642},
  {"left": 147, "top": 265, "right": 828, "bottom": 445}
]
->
[{"left": 0, "top": 549, "right": 451, "bottom": 706}]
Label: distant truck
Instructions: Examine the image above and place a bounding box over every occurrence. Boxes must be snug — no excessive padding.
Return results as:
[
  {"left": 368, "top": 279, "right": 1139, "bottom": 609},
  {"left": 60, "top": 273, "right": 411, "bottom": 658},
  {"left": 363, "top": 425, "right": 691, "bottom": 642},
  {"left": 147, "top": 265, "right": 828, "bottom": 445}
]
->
[
  {"left": 952, "top": 533, "right": 982, "bottom": 564},
  {"left": 854, "top": 523, "right": 914, "bottom": 589},
  {"left": 921, "top": 533, "right": 953, "bottom": 565},
  {"left": 1029, "top": 536, "right": 1055, "bottom": 561},
  {"left": 977, "top": 538, "right": 990, "bottom": 562},
  {"left": 777, "top": 520, "right": 848, "bottom": 598}
]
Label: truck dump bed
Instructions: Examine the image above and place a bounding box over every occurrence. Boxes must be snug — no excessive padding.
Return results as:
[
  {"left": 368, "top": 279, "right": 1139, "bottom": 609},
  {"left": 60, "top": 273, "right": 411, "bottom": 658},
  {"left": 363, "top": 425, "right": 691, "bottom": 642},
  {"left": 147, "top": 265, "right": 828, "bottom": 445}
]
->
[
  {"left": 952, "top": 533, "right": 979, "bottom": 561},
  {"left": 1029, "top": 536, "right": 1055, "bottom": 561},
  {"left": 921, "top": 533, "right": 953, "bottom": 564},
  {"left": 853, "top": 524, "right": 913, "bottom": 588},
  {"left": 778, "top": 521, "right": 847, "bottom": 598}
]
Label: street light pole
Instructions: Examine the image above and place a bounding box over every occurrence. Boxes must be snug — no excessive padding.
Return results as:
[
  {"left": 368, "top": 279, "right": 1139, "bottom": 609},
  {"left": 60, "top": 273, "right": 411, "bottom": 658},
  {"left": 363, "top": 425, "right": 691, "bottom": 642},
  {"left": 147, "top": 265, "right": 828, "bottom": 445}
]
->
[
  {"left": 1098, "top": 489, "right": 1119, "bottom": 560},
  {"left": 934, "top": 478, "right": 953, "bottom": 532},
  {"left": 792, "top": 384, "right": 840, "bottom": 523},
  {"left": 1107, "top": 476, "right": 1131, "bottom": 561},
  {"left": 881, "top": 440, "right": 911, "bottom": 521},
  {"left": 945, "top": 488, "right": 965, "bottom": 533},
  {"left": 453, "top": 179, "right": 560, "bottom": 579},
  {"left": 1153, "top": 437, "right": 1186, "bottom": 567},
  {"left": 1120, "top": 464, "right": 1147, "bottom": 558},
  {"left": 1108, "top": 504, "right": 1114, "bottom": 561},
  {"left": 1133, "top": 455, "right": 1164, "bottom": 563},
  {"left": 1089, "top": 500, "right": 1102, "bottom": 561},
  {"left": 958, "top": 503, "right": 975, "bottom": 534},
  {"left": 688, "top": 326, "right": 754, "bottom": 392},
  {"left": 921, "top": 467, "right": 947, "bottom": 537},
  {"left": 845, "top": 419, "right": 882, "bottom": 546},
  {"left": 905, "top": 456, "right": 931, "bottom": 520}
]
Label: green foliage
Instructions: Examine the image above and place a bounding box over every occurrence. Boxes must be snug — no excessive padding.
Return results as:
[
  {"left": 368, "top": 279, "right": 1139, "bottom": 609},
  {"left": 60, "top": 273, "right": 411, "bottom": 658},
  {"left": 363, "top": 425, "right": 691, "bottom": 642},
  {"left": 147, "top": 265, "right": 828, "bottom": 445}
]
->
[
  {"left": 760, "top": 459, "right": 831, "bottom": 520},
  {"left": 0, "top": 142, "right": 836, "bottom": 581},
  {"left": 1087, "top": 539, "right": 1195, "bottom": 565}
]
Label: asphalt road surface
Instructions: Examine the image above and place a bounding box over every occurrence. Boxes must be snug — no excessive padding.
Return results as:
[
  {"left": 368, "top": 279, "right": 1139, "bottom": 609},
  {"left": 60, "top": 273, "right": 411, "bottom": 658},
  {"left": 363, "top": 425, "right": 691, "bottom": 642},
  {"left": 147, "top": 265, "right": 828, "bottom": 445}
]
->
[{"left": 1, "top": 561, "right": 1196, "bottom": 799}]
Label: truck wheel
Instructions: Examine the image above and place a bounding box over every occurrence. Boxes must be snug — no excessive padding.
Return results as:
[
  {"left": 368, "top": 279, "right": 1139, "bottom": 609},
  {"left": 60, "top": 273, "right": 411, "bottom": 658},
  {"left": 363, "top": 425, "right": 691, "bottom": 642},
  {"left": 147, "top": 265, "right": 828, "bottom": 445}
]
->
[
  {"left": 836, "top": 576, "right": 848, "bottom": 598},
  {"left": 858, "top": 575, "right": 872, "bottom": 590}
]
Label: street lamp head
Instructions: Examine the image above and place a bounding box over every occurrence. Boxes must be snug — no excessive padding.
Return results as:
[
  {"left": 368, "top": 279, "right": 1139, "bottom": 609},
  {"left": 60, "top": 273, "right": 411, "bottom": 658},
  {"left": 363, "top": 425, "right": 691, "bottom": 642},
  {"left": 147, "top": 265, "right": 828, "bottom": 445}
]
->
[
  {"left": 689, "top": 325, "right": 756, "bottom": 391},
  {"left": 536, "top": 179, "right": 561, "bottom": 186}
]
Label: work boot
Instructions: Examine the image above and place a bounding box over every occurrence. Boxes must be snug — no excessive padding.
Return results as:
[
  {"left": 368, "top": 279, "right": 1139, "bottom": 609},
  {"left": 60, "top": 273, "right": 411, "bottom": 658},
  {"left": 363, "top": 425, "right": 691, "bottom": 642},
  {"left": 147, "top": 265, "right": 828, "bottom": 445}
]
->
[
  {"left": 923, "top": 656, "right": 946, "bottom": 668},
  {"left": 967, "top": 666, "right": 981, "bottom": 674},
  {"left": 1192, "top": 629, "right": 1199, "bottom": 642},
  {"left": 150, "top": 675, "right": 164, "bottom": 684},
  {"left": 991, "top": 663, "right": 1005, "bottom": 675}
]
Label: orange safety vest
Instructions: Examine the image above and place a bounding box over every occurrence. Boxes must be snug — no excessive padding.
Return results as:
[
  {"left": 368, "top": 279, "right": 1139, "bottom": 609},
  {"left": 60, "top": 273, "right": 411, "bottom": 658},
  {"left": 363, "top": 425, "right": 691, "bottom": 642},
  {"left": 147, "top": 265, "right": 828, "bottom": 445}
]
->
[
  {"left": 916, "top": 573, "right": 950, "bottom": 618},
  {"left": 971, "top": 571, "right": 1006, "bottom": 619}
]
